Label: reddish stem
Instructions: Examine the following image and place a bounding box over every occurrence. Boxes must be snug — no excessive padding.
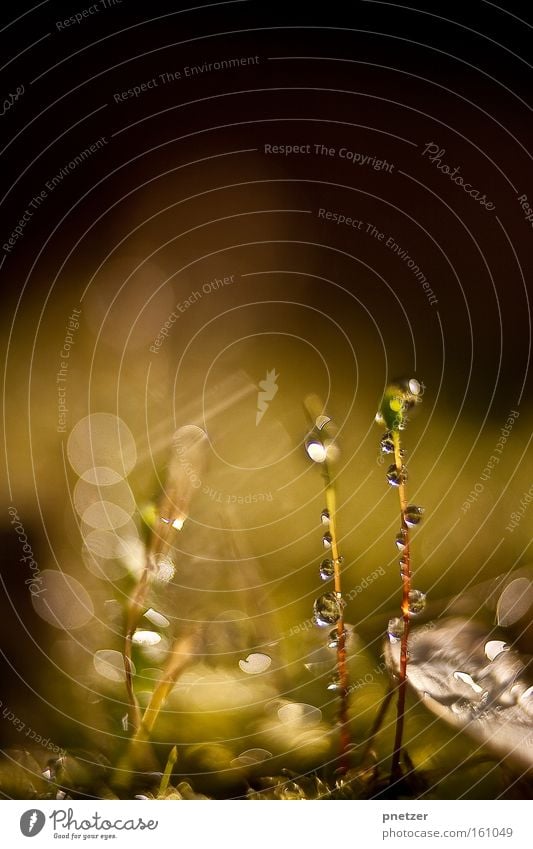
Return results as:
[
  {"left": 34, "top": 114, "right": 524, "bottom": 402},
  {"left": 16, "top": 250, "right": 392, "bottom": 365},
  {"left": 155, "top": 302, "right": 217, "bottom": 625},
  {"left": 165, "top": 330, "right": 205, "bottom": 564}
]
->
[{"left": 390, "top": 432, "right": 411, "bottom": 783}]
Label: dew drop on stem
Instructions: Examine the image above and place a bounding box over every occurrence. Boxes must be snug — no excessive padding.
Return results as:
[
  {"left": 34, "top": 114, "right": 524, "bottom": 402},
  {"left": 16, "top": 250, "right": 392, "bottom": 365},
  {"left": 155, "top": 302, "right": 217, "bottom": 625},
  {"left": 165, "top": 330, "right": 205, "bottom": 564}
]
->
[
  {"left": 327, "top": 627, "right": 349, "bottom": 649},
  {"left": 387, "top": 617, "right": 405, "bottom": 643},
  {"left": 319, "top": 559, "right": 335, "bottom": 581},
  {"left": 395, "top": 530, "right": 407, "bottom": 551},
  {"left": 407, "top": 589, "right": 426, "bottom": 616},
  {"left": 404, "top": 505, "right": 424, "bottom": 526},
  {"left": 386, "top": 464, "right": 408, "bottom": 487},
  {"left": 313, "top": 593, "right": 342, "bottom": 627},
  {"left": 305, "top": 437, "right": 327, "bottom": 463},
  {"left": 380, "top": 432, "right": 395, "bottom": 454}
]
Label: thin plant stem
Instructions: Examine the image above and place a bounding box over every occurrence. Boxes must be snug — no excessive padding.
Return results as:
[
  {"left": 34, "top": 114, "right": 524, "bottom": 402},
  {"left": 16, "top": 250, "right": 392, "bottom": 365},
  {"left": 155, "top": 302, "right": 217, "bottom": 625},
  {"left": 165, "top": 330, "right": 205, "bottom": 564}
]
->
[
  {"left": 390, "top": 430, "right": 411, "bottom": 782},
  {"left": 123, "top": 564, "right": 152, "bottom": 732},
  {"left": 303, "top": 393, "right": 351, "bottom": 771},
  {"left": 158, "top": 745, "right": 178, "bottom": 798},
  {"left": 324, "top": 471, "right": 350, "bottom": 772},
  {"left": 123, "top": 637, "right": 140, "bottom": 731},
  {"left": 360, "top": 683, "right": 395, "bottom": 766},
  {"left": 136, "top": 629, "right": 199, "bottom": 742},
  {"left": 117, "top": 630, "right": 199, "bottom": 783},
  {"left": 122, "top": 519, "right": 177, "bottom": 732}
]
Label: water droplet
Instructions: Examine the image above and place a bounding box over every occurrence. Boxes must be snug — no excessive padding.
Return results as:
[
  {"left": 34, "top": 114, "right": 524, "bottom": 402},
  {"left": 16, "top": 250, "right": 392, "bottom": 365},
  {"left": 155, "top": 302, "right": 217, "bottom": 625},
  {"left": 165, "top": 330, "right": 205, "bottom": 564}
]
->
[
  {"left": 386, "top": 464, "right": 407, "bottom": 487},
  {"left": 453, "top": 671, "right": 484, "bottom": 694},
  {"left": 313, "top": 593, "right": 342, "bottom": 627},
  {"left": 322, "top": 533, "right": 332, "bottom": 549},
  {"left": 380, "top": 432, "right": 395, "bottom": 454},
  {"left": 407, "top": 589, "right": 426, "bottom": 616},
  {"left": 327, "top": 627, "right": 349, "bottom": 649},
  {"left": 144, "top": 608, "right": 170, "bottom": 628},
  {"left": 327, "top": 674, "right": 342, "bottom": 692},
  {"left": 238, "top": 653, "right": 272, "bottom": 674},
  {"left": 394, "top": 379, "right": 422, "bottom": 409},
  {"left": 375, "top": 411, "right": 385, "bottom": 425},
  {"left": 94, "top": 649, "right": 132, "bottom": 682},
  {"left": 484, "top": 640, "right": 509, "bottom": 662},
  {"left": 233, "top": 748, "right": 272, "bottom": 766},
  {"left": 395, "top": 530, "right": 407, "bottom": 551},
  {"left": 496, "top": 578, "right": 533, "bottom": 627},
  {"left": 321, "top": 509, "right": 330, "bottom": 526},
  {"left": 319, "top": 559, "right": 335, "bottom": 581},
  {"left": 389, "top": 396, "right": 403, "bottom": 413},
  {"left": 132, "top": 630, "right": 162, "bottom": 647},
  {"left": 399, "top": 557, "right": 409, "bottom": 577},
  {"left": 305, "top": 437, "right": 326, "bottom": 463},
  {"left": 278, "top": 702, "right": 322, "bottom": 728},
  {"left": 404, "top": 505, "right": 424, "bottom": 526},
  {"left": 387, "top": 617, "right": 404, "bottom": 643}
]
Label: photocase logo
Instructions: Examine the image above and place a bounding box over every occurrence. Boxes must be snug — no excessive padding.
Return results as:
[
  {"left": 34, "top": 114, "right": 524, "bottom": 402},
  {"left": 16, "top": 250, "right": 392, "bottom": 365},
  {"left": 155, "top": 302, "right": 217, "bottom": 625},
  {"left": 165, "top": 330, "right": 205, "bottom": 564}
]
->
[
  {"left": 256, "top": 369, "right": 279, "bottom": 425},
  {"left": 20, "top": 810, "right": 46, "bottom": 837}
]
